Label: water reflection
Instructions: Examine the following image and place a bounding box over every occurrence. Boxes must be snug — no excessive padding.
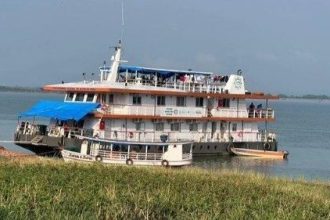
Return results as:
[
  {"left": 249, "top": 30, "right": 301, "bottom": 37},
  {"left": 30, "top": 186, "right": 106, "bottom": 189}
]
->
[{"left": 193, "top": 156, "right": 288, "bottom": 177}]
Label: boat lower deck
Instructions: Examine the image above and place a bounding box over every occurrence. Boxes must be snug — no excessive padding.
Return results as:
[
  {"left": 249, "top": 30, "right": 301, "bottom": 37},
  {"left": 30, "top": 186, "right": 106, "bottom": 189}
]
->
[{"left": 15, "top": 133, "right": 278, "bottom": 156}]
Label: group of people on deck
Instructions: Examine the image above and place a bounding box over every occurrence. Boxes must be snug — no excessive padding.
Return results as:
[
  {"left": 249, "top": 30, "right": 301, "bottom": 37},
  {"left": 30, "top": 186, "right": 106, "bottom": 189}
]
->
[{"left": 248, "top": 102, "right": 263, "bottom": 118}]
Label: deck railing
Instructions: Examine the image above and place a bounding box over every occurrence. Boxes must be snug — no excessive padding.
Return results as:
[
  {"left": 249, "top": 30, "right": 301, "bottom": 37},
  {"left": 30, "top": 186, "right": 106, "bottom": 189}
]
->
[
  {"left": 248, "top": 108, "right": 274, "bottom": 119},
  {"left": 99, "top": 104, "right": 207, "bottom": 117},
  {"left": 98, "top": 104, "right": 274, "bottom": 119},
  {"left": 82, "top": 78, "right": 228, "bottom": 94},
  {"left": 91, "top": 150, "right": 164, "bottom": 161}
]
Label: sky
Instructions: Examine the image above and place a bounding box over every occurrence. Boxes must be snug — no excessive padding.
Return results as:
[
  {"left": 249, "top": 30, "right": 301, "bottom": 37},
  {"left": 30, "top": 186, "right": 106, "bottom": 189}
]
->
[{"left": 0, "top": 0, "right": 330, "bottom": 95}]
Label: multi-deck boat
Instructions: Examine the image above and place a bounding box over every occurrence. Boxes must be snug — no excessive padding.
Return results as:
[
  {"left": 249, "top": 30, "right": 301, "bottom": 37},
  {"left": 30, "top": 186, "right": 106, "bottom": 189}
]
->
[{"left": 15, "top": 40, "right": 279, "bottom": 156}]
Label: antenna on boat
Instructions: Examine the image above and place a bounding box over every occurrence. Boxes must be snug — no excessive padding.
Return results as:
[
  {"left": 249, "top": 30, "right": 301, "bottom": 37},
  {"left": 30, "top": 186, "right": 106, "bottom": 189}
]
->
[{"left": 120, "top": 0, "right": 125, "bottom": 43}]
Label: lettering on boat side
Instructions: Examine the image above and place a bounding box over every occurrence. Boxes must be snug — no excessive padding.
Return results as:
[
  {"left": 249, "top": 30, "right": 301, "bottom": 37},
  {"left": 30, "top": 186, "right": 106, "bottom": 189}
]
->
[
  {"left": 164, "top": 108, "right": 202, "bottom": 116},
  {"left": 68, "top": 153, "right": 93, "bottom": 160}
]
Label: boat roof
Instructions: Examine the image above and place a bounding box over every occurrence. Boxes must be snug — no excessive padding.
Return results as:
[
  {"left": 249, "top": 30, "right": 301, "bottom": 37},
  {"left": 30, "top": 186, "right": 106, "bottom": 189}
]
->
[
  {"left": 118, "top": 65, "right": 213, "bottom": 78},
  {"left": 77, "top": 135, "right": 193, "bottom": 145},
  {"left": 20, "top": 101, "right": 100, "bottom": 121}
]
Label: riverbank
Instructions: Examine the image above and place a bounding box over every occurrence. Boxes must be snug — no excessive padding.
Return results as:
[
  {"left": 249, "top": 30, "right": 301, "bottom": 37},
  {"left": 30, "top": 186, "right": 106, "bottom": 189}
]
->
[{"left": 0, "top": 158, "right": 329, "bottom": 219}]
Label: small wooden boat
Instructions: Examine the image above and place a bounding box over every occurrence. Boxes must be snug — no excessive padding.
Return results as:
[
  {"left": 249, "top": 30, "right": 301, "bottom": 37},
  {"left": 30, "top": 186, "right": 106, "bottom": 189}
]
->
[
  {"left": 61, "top": 136, "right": 193, "bottom": 167},
  {"left": 230, "top": 147, "right": 289, "bottom": 159}
]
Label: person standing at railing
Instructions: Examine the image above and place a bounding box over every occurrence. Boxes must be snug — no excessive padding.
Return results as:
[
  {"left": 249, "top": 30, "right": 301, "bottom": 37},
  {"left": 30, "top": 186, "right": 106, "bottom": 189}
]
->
[
  {"left": 256, "top": 104, "right": 262, "bottom": 118},
  {"left": 249, "top": 102, "right": 255, "bottom": 118}
]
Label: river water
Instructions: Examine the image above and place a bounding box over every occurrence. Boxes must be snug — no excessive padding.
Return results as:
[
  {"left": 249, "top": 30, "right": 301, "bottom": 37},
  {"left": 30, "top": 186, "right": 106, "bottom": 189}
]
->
[{"left": 0, "top": 92, "right": 329, "bottom": 181}]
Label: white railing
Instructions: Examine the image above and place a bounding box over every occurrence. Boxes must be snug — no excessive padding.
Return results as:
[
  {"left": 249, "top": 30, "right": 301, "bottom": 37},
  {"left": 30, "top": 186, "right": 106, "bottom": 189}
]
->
[
  {"left": 91, "top": 150, "right": 164, "bottom": 161},
  {"left": 99, "top": 104, "right": 206, "bottom": 117},
  {"left": 210, "top": 108, "right": 248, "bottom": 118},
  {"left": 99, "top": 104, "right": 274, "bottom": 120},
  {"left": 248, "top": 108, "right": 274, "bottom": 119},
  {"left": 119, "top": 79, "right": 227, "bottom": 94}
]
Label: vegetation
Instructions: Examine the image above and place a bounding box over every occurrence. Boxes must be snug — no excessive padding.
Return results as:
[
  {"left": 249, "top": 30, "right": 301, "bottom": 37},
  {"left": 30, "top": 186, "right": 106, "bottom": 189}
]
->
[
  {"left": 0, "top": 86, "right": 41, "bottom": 93},
  {"left": 279, "top": 93, "right": 330, "bottom": 100},
  {"left": 0, "top": 158, "right": 329, "bottom": 219}
]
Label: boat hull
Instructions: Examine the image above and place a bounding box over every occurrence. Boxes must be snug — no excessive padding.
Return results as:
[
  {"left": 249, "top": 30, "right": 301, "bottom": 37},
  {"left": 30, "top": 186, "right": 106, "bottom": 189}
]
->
[
  {"left": 15, "top": 133, "right": 277, "bottom": 156},
  {"left": 231, "top": 147, "right": 288, "bottom": 159},
  {"left": 61, "top": 150, "right": 192, "bottom": 167}
]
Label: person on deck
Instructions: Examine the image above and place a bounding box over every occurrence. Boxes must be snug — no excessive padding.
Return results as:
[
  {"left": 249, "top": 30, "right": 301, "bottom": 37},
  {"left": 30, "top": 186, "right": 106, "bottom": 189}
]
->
[{"left": 249, "top": 102, "right": 255, "bottom": 118}]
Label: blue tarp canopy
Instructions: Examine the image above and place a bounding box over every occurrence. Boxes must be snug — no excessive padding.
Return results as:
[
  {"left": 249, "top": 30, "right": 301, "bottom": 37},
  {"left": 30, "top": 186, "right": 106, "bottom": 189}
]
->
[
  {"left": 118, "top": 65, "right": 213, "bottom": 78},
  {"left": 20, "top": 100, "right": 100, "bottom": 121}
]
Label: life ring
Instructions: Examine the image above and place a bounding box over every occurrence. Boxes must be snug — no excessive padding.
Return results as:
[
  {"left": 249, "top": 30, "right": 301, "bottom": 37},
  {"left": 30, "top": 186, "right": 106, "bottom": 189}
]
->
[
  {"left": 226, "top": 143, "right": 234, "bottom": 153},
  {"left": 264, "top": 142, "right": 271, "bottom": 151},
  {"left": 126, "top": 158, "right": 133, "bottom": 165},
  {"left": 95, "top": 155, "right": 103, "bottom": 162},
  {"left": 128, "top": 132, "right": 134, "bottom": 138},
  {"left": 161, "top": 160, "right": 169, "bottom": 167}
]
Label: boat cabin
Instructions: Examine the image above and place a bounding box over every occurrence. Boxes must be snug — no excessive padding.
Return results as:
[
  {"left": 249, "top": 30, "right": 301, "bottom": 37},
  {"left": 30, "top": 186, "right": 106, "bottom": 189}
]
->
[{"left": 61, "top": 136, "right": 193, "bottom": 167}]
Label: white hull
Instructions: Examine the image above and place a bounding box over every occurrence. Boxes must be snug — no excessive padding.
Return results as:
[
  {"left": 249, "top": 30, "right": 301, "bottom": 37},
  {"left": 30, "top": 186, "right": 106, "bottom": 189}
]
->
[
  {"left": 61, "top": 150, "right": 192, "bottom": 167},
  {"left": 231, "top": 147, "right": 288, "bottom": 159}
]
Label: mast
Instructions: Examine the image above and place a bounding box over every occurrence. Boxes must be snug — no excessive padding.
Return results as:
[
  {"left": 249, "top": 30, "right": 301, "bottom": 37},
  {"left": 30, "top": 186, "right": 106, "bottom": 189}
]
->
[
  {"left": 106, "top": 1, "right": 125, "bottom": 83},
  {"left": 106, "top": 41, "right": 122, "bottom": 82}
]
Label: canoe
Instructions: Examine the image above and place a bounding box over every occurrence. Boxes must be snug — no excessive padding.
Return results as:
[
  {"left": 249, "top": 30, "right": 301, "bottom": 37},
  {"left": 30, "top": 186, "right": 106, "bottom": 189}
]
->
[{"left": 230, "top": 147, "right": 289, "bottom": 159}]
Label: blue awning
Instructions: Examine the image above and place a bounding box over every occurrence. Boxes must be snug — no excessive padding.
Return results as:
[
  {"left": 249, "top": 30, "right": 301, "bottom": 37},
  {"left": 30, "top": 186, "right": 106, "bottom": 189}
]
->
[
  {"left": 118, "top": 65, "right": 213, "bottom": 78},
  {"left": 20, "top": 100, "right": 100, "bottom": 121}
]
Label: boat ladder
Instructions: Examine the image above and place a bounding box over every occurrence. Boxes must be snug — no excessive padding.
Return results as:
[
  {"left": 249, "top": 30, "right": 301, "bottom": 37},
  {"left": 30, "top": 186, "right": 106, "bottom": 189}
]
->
[{"left": 31, "top": 135, "right": 44, "bottom": 145}]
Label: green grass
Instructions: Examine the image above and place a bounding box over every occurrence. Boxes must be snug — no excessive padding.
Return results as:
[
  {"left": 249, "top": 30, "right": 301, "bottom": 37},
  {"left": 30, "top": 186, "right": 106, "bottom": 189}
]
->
[{"left": 0, "top": 158, "right": 329, "bottom": 219}]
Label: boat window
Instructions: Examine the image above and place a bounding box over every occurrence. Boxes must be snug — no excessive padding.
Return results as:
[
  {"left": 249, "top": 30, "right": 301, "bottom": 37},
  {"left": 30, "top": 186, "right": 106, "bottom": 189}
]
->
[
  {"left": 86, "top": 94, "right": 94, "bottom": 102},
  {"left": 189, "top": 123, "right": 198, "bottom": 131},
  {"left": 132, "top": 95, "right": 142, "bottom": 105},
  {"left": 113, "top": 144, "right": 120, "bottom": 151},
  {"left": 232, "top": 123, "right": 237, "bottom": 132},
  {"left": 195, "top": 97, "right": 204, "bottom": 107},
  {"left": 163, "top": 145, "right": 168, "bottom": 152},
  {"left": 176, "top": 97, "right": 186, "bottom": 107},
  {"left": 66, "top": 93, "right": 74, "bottom": 101},
  {"left": 155, "top": 122, "right": 164, "bottom": 131},
  {"left": 157, "top": 96, "right": 166, "bottom": 106},
  {"left": 218, "top": 98, "right": 230, "bottom": 108},
  {"left": 170, "top": 123, "right": 181, "bottom": 131},
  {"left": 202, "top": 122, "right": 208, "bottom": 132},
  {"left": 100, "top": 94, "right": 107, "bottom": 104},
  {"left": 121, "top": 145, "right": 128, "bottom": 152},
  {"left": 183, "top": 144, "right": 191, "bottom": 153},
  {"left": 135, "top": 122, "right": 145, "bottom": 131},
  {"left": 108, "top": 94, "right": 114, "bottom": 104},
  {"left": 75, "top": 93, "right": 85, "bottom": 102}
]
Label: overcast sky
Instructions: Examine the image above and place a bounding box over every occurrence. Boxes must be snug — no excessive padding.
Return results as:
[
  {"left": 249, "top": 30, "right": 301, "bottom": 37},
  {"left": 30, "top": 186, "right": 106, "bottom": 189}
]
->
[{"left": 1, "top": 0, "right": 330, "bottom": 95}]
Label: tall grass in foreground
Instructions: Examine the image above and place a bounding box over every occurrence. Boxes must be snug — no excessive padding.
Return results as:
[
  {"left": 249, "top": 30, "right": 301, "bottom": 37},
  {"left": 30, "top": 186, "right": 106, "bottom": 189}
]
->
[{"left": 0, "top": 158, "right": 329, "bottom": 219}]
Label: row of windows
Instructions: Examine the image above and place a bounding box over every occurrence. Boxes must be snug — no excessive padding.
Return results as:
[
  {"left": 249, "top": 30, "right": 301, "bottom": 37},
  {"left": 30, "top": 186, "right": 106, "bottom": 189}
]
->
[
  {"left": 135, "top": 122, "right": 238, "bottom": 132},
  {"left": 134, "top": 122, "right": 199, "bottom": 132},
  {"left": 66, "top": 93, "right": 114, "bottom": 103},
  {"left": 66, "top": 93, "right": 230, "bottom": 108},
  {"left": 133, "top": 95, "right": 205, "bottom": 107}
]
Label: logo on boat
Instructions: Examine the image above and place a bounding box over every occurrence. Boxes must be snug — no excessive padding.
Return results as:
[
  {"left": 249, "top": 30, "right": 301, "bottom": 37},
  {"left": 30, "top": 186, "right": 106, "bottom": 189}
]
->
[
  {"left": 164, "top": 108, "right": 202, "bottom": 116},
  {"left": 234, "top": 77, "right": 242, "bottom": 89}
]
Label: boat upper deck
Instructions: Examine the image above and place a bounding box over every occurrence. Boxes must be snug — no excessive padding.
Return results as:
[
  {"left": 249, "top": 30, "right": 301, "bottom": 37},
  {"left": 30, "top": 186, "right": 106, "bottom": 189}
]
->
[
  {"left": 43, "top": 41, "right": 278, "bottom": 100},
  {"left": 43, "top": 79, "right": 278, "bottom": 100}
]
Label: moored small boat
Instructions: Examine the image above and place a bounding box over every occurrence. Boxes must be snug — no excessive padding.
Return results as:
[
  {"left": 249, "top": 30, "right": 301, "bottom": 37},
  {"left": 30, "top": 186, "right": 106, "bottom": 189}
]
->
[
  {"left": 61, "top": 136, "right": 193, "bottom": 167},
  {"left": 230, "top": 147, "right": 289, "bottom": 159}
]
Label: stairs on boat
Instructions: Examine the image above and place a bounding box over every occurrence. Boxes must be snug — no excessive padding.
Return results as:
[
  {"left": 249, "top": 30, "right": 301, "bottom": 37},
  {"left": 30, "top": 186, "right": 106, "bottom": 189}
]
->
[{"left": 31, "top": 135, "right": 44, "bottom": 145}]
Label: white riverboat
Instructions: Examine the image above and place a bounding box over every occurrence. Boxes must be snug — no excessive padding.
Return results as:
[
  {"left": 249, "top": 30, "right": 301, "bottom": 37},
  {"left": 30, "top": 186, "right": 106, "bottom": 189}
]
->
[
  {"left": 61, "top": 136, "right": 193, "bottom": 167},
  {"left": 15, "top": 40, "right": 279, "bottom": 156}
]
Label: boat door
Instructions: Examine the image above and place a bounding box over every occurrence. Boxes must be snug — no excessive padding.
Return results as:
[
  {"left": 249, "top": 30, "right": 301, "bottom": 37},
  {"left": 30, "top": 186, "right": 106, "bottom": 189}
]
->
[
  {"left": 211, "top": 122, "right": 217, "bottom": 139},
  {"left": 220, "top": 121, "right": 226, "bottom": 139},
  {"left": 80, "top": 140, "right": 90, "bottom": 154}
]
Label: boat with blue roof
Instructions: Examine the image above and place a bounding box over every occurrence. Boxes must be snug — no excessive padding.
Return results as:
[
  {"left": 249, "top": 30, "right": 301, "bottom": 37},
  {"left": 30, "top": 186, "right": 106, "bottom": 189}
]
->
[{"left": 14, "top": 40, "right": 279, "bottom": 159}]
